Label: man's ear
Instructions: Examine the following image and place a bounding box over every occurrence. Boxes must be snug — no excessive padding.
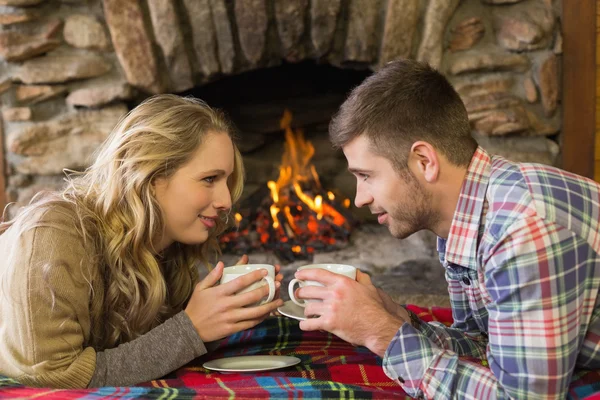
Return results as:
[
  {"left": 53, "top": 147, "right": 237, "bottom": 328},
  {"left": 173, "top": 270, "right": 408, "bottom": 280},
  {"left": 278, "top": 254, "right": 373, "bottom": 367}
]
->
[{"left": 409, "top": 141, "right": 439, "bottom": 183}]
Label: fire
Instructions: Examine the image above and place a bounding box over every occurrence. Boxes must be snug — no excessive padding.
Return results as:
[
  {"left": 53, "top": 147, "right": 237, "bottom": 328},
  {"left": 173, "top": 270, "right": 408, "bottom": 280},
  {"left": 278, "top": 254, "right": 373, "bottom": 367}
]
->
[
  {"left": 220, "top": 109, "right": 354, "bottom": 261},
  {"left": 264, "top": 110, "right": 350, "bottom": 237}
]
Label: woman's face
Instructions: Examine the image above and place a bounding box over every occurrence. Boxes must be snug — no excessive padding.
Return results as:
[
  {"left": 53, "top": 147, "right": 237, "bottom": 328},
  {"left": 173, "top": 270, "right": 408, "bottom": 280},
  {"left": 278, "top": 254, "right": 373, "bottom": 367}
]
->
[{"left": 153, "top": 131, "right": 235, "bottom": 251}]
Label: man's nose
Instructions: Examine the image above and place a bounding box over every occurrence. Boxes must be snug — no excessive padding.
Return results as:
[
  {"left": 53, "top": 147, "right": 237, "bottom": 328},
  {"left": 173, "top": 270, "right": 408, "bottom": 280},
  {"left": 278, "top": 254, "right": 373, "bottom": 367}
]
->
[{"left": 354, "top": 186, "right": 373, "bottom": 208}]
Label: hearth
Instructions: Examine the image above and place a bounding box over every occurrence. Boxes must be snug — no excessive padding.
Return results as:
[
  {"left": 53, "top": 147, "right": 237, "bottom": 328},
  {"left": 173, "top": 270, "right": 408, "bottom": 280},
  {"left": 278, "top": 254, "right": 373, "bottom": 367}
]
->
[
  {"left": 184, "top": 61, "right": 369, "bottom": 261},
  {"left": 220, "top": 109, "right": 356, "bottom": 261}
]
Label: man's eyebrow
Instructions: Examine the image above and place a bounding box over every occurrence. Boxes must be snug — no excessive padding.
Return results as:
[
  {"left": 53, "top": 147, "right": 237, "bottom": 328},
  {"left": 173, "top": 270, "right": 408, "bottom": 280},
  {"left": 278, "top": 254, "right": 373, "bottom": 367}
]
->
[{"left": 347, "top": 167, "right": 371, "bottom": 174}]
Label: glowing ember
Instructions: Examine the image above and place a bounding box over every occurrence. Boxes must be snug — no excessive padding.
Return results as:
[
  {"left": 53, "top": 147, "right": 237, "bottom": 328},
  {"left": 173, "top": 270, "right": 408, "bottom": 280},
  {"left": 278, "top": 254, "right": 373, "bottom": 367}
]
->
[{"left": 220, "top": 109, "right": 354, "bottom": 261}]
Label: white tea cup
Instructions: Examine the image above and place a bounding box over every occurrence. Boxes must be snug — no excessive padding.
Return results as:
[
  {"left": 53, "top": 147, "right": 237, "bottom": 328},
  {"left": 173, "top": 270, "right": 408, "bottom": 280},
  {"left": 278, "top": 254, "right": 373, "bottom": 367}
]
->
[
  {"left": 221, "top": 264, "right": 276, "bottom": 306},
  {"left": 288, "top": 263, "right": 357, "bottom": 307}
]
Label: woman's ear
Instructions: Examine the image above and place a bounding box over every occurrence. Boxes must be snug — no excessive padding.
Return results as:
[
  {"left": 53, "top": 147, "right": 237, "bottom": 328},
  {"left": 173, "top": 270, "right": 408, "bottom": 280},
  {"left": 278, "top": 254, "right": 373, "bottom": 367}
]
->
[
  {"left": 148, "top": 178, "right": 157, "bottom": 197},
  {"left": 409, "top": 141, "right": 439, "bottom": 183}
]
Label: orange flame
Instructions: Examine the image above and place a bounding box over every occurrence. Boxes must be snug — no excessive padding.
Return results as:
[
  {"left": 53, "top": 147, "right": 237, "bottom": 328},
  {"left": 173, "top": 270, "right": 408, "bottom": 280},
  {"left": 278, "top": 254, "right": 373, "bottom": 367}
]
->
[{"left": 266, "top": 109, "right": 350, "bottom": 235}]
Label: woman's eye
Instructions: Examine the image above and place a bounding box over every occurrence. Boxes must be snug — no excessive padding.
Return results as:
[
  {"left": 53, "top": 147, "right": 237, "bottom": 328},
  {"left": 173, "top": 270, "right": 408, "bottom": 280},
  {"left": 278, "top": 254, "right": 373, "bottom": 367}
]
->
[
  {"left": 359, "top": 173, "right": 369, "bottom": 181},
  {"left": 203, "top": 176, "right": 216, "bottom": 184}
]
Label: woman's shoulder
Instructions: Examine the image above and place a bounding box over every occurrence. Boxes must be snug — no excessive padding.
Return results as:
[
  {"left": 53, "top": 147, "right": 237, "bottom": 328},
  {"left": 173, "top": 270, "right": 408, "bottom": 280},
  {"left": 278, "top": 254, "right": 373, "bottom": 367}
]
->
[
  {"left": 19, "top": 201, "right": 81, "bottom": 229},
  {"left": 2, "top": 200, "right": 92, "bottom": 248}
]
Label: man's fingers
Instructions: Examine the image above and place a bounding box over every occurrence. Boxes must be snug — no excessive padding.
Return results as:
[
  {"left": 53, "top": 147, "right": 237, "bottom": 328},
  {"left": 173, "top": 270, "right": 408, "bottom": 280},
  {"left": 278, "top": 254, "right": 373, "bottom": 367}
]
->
[
  {"left": 294, "top": 269, "right": 348, "bottom": 286},
  {"left": 303, "top": 301, "right": 327, "bottom": 319},
  {"left": 296, "top": 285, "right": 328, "bottom": 302},
  {"left": 196, "top": 262, "right": 224, "bottom": 291},
  {"left": 299, "top": 318, "right": 323, "bottom": 331}
]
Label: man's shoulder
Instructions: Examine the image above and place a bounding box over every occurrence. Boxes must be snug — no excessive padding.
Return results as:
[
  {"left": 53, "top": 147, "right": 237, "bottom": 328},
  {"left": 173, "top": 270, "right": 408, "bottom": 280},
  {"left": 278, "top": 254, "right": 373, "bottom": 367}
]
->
[
  {"left": 488, "top": 156, "right": 600, "bottom": 203},
  {"left": 486, "top": 155, "right": 600, "bottom": 242},
  {"left": 485, "top": 156, "right": 532, "bottom": 215}
]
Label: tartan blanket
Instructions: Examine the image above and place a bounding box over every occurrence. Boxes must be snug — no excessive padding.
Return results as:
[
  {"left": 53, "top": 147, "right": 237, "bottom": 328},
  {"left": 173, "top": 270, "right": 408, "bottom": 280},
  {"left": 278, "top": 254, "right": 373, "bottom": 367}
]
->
[{"left": 0, "top": 305, "right": 599, "bottom": 399}]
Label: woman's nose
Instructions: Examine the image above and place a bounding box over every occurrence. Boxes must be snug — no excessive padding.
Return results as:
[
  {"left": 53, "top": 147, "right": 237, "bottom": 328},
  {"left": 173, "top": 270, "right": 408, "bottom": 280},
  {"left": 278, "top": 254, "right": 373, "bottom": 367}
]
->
[{"left": 213, "top": 183, "right": 232, "bottom": 211}]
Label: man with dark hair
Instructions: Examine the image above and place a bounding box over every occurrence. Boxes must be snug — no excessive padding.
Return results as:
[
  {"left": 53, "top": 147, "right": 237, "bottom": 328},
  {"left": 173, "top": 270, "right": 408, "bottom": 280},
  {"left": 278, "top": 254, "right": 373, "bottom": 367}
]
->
[{"left": 293, "top": 59, "right": 600, "bottom": 399}]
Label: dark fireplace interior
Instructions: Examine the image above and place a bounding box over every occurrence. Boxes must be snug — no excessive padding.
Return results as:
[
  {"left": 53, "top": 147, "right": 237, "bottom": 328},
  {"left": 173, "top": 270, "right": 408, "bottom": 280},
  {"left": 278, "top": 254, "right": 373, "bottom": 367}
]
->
[{"left": 181, "top": 61, "right": 372, "bottom": 261}]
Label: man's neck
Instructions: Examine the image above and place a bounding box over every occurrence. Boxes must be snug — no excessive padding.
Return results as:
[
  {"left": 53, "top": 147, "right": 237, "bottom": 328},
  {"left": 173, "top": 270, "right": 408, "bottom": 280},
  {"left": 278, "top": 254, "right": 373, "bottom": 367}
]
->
[{"left": 430, "top": 164, "right": 469, "bottom": 239}]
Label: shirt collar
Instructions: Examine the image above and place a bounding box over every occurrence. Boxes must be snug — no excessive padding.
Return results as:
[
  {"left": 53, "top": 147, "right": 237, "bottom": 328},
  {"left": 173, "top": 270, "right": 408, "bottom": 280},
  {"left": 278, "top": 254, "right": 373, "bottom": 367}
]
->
[{"left": 444, "top": 146, "right": 491, "bottom": 270}]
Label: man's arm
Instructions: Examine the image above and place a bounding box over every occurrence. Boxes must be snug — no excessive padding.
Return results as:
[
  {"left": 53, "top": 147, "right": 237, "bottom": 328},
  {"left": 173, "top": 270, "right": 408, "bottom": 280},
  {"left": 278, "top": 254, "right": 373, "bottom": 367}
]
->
[
  {"left": 376, "top": 287, "right": 488, "bottom": 359},
  {"left": 384, "top": 218, "right": 598, "bottom": 399}
]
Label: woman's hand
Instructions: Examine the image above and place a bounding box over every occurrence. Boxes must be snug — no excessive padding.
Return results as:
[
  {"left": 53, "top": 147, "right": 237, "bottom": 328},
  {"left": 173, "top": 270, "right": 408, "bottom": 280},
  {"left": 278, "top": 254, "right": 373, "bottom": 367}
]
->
[
  {"left": 185, "top": 261, "right": 283, "bottom": 342},
  {"left": 235, "top": 254, "right": 249, "bottom": 265},
  {"left": 235, "top": 255, "right": 284, "bottom": 300}
]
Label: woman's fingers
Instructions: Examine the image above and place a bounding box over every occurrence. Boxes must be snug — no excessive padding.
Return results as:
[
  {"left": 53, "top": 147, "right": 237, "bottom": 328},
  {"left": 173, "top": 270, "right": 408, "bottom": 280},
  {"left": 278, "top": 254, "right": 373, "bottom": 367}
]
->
[
  {"left": 219, "top": 269, "right": 266, "bottom": 295},
  {"left": 356, "top": 269, "right": 373, "bottom": 285},
  {"left": 235, "top": 254, "right": 249, "bottom": 265},
  {"left": 233, "top": 296, "right": 283, "bottom": 320},
  {"left": 231, "top": 316, "right": 271, "bottom": 333},
  {"left": 195, "top": 262, "right": 224, "bottom": 291},
  {"left": 230, "top": 280, "right": 281, "bottom": 307}
]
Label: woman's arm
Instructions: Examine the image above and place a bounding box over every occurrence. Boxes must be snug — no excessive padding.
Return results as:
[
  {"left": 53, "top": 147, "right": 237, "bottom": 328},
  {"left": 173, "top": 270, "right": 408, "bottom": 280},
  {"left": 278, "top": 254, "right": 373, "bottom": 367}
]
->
[
  {"left": 0, "top": 207, "right": 207, "bottom": 388},
  {"left": 89, "top": 310, "right": 206, "bottom": 387}
]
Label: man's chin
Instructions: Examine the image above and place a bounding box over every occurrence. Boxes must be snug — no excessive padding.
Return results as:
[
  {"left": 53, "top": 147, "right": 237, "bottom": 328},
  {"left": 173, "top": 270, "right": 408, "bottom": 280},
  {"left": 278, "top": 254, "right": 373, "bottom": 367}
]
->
[{"left": 388, "top": 224, "right": 415, "bottom": 240}]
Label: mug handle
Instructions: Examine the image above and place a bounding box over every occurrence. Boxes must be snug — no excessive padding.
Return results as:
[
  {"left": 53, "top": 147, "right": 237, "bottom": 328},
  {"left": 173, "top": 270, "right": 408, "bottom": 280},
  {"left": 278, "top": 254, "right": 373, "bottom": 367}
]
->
[
  {"left": 260, "top": 276, "right": 275, "bottom": 304},
  {"left": 288, "top": 278, "right": 306, "bottom": 307}
]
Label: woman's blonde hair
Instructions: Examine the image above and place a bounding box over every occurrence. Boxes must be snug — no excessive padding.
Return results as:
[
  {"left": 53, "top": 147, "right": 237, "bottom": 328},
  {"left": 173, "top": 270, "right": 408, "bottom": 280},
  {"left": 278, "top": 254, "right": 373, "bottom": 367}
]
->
[{"left": 1, "top": 94, "right": 244, "bottom": 349}]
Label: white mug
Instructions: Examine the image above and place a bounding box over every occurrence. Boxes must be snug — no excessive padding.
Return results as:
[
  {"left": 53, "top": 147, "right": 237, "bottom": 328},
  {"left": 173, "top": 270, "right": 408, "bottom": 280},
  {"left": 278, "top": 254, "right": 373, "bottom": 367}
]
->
[
  {"left": 288, "top": 263, "right": 357, "bottom": 307},
  {"left": 220, "top": 264, "right": 276, "bottom": 306}
]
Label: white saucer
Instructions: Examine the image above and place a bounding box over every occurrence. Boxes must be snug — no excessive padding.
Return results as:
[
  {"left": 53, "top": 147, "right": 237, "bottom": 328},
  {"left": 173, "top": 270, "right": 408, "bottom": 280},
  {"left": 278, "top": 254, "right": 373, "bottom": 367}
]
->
[
  {"left": 277, "top": 300, "right": 307, "bottom": 321},
  {"left": 203, "top": 355, "right": 301, "bottom": 373}
]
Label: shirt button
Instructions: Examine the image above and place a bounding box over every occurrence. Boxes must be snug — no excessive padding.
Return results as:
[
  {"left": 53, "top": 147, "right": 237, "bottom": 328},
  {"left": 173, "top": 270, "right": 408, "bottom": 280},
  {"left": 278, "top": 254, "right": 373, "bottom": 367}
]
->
[{"left": 462, "top": 277, "right": 471, "bottom": 285}]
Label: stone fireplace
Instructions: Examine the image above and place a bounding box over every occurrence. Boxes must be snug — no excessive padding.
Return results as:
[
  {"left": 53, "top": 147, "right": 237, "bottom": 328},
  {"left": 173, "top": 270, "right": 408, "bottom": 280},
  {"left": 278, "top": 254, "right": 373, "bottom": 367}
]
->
[{"left": 0, "top": 0, "right": 563, "bottom": 303}]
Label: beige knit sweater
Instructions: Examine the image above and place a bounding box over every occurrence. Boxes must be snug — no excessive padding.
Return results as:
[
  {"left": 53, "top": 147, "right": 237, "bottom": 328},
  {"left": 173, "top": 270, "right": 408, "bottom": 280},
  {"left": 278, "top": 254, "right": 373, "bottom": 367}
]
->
[{"left": 0, "top": 204, "right": 207, "bottom": 388}]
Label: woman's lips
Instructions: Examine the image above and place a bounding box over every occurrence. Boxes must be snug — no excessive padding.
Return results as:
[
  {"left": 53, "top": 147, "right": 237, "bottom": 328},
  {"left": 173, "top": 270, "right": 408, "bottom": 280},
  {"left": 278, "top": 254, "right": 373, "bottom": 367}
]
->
[{"left": 199, "top": 215, "right": 216, "bottom": 228}]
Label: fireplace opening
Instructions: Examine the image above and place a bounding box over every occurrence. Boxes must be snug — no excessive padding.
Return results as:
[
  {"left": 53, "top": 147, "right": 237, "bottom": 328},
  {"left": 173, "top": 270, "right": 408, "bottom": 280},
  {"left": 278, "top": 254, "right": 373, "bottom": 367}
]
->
[{"left": 182, "top": 61, "right": 371, "bottom": 260}]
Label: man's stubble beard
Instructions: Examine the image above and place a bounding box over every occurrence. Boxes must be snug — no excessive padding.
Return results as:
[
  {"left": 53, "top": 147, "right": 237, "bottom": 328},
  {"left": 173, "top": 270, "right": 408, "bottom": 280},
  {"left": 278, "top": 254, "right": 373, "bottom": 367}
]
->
[{"left": 387, "top": 171, "right": 439, "bottom": 239}]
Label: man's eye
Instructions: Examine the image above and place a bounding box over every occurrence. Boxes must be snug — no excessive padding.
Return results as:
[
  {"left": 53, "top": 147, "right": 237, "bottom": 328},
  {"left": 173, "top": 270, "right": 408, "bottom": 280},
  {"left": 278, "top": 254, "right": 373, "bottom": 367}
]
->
[
  {"left": 358, "top": 173, "right": 369, "bottom": 181},
  {"left": 203, "top": 176, "right": 216, "bottom": 184}
]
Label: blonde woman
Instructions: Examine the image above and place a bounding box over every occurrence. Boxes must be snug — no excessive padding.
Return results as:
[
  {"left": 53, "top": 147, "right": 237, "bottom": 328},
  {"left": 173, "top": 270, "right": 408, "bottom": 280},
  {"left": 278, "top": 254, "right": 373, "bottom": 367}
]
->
[{"left": 0, "top": 94, "right": 284, "bottom": 389}]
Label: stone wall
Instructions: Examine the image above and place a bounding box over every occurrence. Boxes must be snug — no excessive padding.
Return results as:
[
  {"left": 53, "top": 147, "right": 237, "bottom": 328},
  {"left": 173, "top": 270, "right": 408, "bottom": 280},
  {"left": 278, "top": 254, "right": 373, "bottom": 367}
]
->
[{"left": 0, "top": 0, "right": 562, "bottom": 214}]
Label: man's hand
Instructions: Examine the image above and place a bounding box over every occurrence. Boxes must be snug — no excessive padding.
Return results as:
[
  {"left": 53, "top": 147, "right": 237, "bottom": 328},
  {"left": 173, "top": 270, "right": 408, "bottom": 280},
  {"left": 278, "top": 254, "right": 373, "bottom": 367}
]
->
[
  {"left": 376, "top": 285, "right": 412, "bottom": 323},
  {"left": 296, "top": 268, "right": 406, "bottom": 357}
]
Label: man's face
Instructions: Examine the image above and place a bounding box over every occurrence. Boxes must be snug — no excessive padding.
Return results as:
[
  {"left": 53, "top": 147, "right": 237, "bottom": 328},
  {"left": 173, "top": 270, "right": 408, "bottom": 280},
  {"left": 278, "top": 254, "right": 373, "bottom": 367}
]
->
[{"left": 343, "top": 135, "right": 435, "bottom": 239}]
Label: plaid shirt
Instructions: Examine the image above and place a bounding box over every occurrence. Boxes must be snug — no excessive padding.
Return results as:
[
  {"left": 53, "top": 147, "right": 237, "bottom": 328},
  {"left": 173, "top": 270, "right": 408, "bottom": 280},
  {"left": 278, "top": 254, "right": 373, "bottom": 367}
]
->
[{"left": 382, "top": 147, "right": 600, "bottom": 400}]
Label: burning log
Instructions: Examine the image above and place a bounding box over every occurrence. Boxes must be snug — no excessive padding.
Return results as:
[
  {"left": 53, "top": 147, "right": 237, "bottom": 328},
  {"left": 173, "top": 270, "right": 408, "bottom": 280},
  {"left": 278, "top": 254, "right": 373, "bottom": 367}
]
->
[{"left": 220, "top": 109, "right": 355, "bottom": 261}]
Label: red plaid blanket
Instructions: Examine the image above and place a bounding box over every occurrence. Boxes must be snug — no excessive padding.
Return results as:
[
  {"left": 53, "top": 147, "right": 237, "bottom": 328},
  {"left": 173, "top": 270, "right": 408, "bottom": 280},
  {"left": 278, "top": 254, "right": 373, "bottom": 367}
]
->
[{"left": 1, "top": 305, "right": 598, "bottom": 399}]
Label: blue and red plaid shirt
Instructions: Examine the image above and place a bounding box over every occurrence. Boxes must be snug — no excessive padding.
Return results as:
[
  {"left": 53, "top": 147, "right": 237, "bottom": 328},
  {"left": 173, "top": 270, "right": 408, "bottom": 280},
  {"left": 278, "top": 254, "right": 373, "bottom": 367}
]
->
[{"left": 383, "top": 147, "right": 600, "bottom": 399}]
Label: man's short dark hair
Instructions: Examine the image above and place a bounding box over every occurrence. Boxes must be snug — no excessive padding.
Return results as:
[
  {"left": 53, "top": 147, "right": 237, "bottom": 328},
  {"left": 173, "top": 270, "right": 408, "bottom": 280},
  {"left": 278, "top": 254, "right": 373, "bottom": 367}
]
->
[{"left": 329, "top": 59, "right": 477, "bottom": 170}]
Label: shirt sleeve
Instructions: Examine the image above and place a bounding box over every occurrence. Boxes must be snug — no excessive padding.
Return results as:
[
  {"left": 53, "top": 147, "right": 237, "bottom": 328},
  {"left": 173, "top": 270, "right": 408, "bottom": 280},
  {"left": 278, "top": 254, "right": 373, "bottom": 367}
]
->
[{"left": 382, "top": 217, "right": 596, "bottom": 399}]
